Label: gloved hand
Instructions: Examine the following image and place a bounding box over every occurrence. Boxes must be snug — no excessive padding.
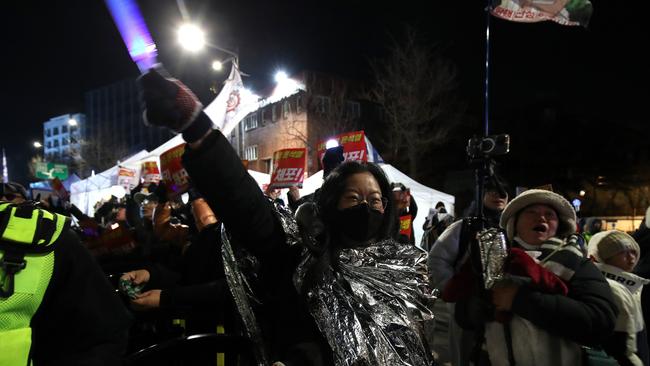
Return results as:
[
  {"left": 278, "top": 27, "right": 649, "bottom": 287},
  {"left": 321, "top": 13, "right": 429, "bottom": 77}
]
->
[{"left": 137, "top": 66, "right": 212, "bottom": 142}]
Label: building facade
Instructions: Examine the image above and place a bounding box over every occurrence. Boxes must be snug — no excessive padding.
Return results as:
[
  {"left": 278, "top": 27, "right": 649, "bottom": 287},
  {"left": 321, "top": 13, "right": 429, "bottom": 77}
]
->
[
  {"left": 43, "top": 113, "right": 85, "bottom": 163},
  {"left": 83, "top": 78, "right": 174, "bottom": 174},
  {"left": 229, "top": 71, "right": 367, "bottom": 175}
]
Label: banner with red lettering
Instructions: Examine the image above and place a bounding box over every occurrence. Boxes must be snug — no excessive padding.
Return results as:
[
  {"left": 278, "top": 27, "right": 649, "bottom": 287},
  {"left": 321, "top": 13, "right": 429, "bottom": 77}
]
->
[
  {"left": 317, "top": 130, "right": 367, "bottom": 164},
  {"left": 141, "top": 161, "right": 161, "bottom": 187},
  {"left": 117, "top": 167, "right": 138, "bottom": 191},
  {"left": 160, "top": 143, "right": 190, "bottom": 197},
  {"left": 50, "top": 177, "right": 69, "bottom": 200},
  {"left": 399, "top": 214, "right": 413, "bottom": 240},
  {"left": 270, "top": 148, "right": 306, "bottom": 189},
  {"left": 491, "top": 0, "right": 592, "bottom": 27}
]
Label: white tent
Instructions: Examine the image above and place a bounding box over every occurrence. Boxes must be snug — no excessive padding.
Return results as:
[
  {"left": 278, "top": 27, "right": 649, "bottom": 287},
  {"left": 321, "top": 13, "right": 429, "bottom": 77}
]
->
[
  {"left": 70, "top": 150, "right": 150, "bottom": 215},
  {"left": 295, "top": 164, "right": 454, "bottom": 247}
]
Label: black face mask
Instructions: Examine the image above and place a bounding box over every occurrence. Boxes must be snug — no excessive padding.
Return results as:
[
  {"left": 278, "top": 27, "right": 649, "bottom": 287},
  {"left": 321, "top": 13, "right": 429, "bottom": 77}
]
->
[{"left": 335, "top": 203, "right": 384, "bottom": 243}]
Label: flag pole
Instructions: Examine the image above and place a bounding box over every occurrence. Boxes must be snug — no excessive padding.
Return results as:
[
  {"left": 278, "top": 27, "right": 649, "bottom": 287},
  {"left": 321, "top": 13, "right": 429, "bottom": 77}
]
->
[{"left": 483, "top": 0, "right": 492, "bottom": 137}]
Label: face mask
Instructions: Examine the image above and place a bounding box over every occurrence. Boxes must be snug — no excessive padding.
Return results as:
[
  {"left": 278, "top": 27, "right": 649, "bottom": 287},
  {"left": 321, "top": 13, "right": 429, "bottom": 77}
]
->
[{"left": 336, "top": 203, "right": 384, "bottom": 242}]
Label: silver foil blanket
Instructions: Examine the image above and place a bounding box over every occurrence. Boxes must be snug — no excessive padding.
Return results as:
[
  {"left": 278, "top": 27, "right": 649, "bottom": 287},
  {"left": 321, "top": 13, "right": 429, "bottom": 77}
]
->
[
  {"left": 220, "top": 225, "right": 268, "bottom": 365},
  {"left": 477, "top": 228, "right": 508, "bottom": 290},
  {"left": 296, "top": 239, "right": 437, "bottom": 366}
]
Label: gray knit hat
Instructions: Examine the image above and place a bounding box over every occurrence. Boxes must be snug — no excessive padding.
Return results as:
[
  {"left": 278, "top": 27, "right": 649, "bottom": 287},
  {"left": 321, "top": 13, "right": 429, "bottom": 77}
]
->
[
  {"left": 499, "top": 189, "right": 576, "bottom": 240},
  {"left": 588, "top": 230, "right": 640, "bottom": 263}
]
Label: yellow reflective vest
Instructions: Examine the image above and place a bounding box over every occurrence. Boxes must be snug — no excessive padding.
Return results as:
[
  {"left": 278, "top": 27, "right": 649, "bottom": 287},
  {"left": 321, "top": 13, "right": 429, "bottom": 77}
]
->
[{"left": 0, "top": 202, "right": 68, "bottom": 366}]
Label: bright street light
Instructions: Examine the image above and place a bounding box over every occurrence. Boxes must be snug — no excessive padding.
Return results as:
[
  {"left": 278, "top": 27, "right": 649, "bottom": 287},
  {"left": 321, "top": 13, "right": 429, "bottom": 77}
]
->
[
  {"left": 212, "top": 60, "right": 223, "bottom": 71},
  {"left": 178, "top": 23, "right": 205, "bottom": 52},
  {"left": 274, "top": 70, "right": 288, "bottom": 83},
  {"left": 68, "top": 118, "right": 78, "bottom": 127},
  {"left": 33, "top": 141, "right": 43, "bottom": 148},
  {"left": 579, "top": 190, "right": 586, "bottom": 197}
]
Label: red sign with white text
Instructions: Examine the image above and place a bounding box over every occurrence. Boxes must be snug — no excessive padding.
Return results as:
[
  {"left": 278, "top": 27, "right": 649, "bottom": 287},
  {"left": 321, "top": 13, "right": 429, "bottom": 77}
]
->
[
  {"left": 399, "top": 214, "right": 413, "bottom": 239},
  {"left": 141, "top": 161, "right": 161, "bottom": 187},
  {"left": 270, "top": 148, "right": 306, "bottom": 189},
  {"left": 160, "top": 144, "right": 190, "bottom": 198},
  {"left": 317, "top": 130, "right": 367, "bottom": 164}
]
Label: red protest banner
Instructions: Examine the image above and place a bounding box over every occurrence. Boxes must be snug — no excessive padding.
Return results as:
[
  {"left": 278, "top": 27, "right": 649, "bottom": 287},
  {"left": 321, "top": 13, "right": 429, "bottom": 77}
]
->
[
  {"left": 270, "top": 148, "right": 307, "bottom": 189},
  {"left": 399, "top": 214, "right": 413, "bottom": 240},
  {"left": 117, "top": 167, "right": 137, "bottom": 191},
  {"left": 160, "top": 143, "right": 190, "bottom": 198},
  {"left": 50, "top": 177, "right": 69, "bottom": 200},
  {"left": 317, "top": 130, "right": 367, "bottom": 164},
  {"left": 141, "top": 161, "right": 161, "bottom": 187}
]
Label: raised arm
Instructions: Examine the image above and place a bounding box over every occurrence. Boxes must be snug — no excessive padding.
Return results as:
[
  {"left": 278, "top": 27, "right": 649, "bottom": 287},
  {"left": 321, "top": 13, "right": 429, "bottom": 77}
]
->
[{"left": 137, "top": 68, "right": 285, "bottom": 256}]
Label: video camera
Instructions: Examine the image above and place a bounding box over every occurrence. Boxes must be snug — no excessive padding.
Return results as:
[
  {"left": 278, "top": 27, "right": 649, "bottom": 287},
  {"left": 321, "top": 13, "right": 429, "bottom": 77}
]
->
[{"left": 466, "top": 134, "right": 510, "bottom": 161}]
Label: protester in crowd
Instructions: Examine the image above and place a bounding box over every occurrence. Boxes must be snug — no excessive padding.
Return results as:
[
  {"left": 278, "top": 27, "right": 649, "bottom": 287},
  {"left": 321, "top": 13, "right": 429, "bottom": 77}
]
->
[
  {"left": 136, "top": 68, "right": 436, "bottom": 366},
  {"left": 392, "top": 182, "right": 418, "bottom": 245},
  {"left": 121, "top": 197, "right": 232, "bottom": 333},
  {"left": 444, "top": 189, "right": 617, "bottom": 365},
  {"left": 0, "top": 182, "right": 132, "bottom": 365},
  {"left": 583, "top": 217, "right": 604, "bottom": 243},
  {"left": 588, "top": 230, "right": 649, "bottom": 366},
  {"left": 421, "top": 202, "right": 454, "bottom": 252},
  {"left": 427, "top": 179, "right": 508, "bottom": 366}
]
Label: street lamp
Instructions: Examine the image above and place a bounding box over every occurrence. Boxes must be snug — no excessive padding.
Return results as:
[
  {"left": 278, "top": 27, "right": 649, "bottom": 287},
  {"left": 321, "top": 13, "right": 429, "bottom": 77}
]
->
[
  {"left": 33, "top": 141, "right": 43, "bottom": 149},
  {"left": 274, "top": 70, "right": 289, "bottom": 83},
  {"left": 178, "top": 23, "right": 205, "bottom": 52},
  {"left": 177, "top": 23, "right": 240, "bottom": 67},
  {"left": 68, "top": 118, "right": 78, "bottom": 127}
]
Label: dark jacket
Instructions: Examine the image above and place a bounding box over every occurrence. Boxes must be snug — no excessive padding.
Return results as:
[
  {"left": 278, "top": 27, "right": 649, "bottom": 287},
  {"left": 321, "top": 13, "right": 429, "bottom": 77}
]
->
[
  {"left": 30, "top": 229, "right": 132, "bottom": 365},
  {"left": 182, "top": 128, "right": 331, "bottom": 365}
]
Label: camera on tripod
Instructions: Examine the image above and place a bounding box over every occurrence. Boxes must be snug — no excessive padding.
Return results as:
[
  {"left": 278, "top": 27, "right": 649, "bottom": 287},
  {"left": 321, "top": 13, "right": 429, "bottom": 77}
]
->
[{"left": 466, "top": 134, "right": 510, "bottom": 160}]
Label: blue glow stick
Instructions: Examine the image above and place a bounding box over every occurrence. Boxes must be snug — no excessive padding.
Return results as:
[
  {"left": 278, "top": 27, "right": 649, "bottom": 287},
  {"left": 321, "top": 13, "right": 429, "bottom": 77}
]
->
[{"left": 104, "top": 0, "right": 158, "bottom": 73}]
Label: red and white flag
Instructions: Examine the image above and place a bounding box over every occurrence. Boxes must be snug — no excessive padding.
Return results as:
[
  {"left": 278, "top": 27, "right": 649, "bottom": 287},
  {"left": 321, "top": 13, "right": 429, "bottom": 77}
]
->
[
  {"left": 491, "top": 0, "right": 593, "bottom": 27},
  {"left": 204, "top": 63, "right": 260, "bottom": 136}
]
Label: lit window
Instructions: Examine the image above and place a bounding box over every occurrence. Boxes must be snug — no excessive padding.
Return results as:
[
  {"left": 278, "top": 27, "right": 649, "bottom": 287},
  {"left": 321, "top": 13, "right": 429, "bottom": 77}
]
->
[
  {"left": 244, "top": 145, "right": 258, "bottom": 161},
  {"left": 244, "top": 113, "right": 258, "bottom": 131},
  {"left": 283, "top": 101, "right": 290, "bottom": 118},
  {"left": 272, "top": 105, "right": 278, "bottom": 122}
]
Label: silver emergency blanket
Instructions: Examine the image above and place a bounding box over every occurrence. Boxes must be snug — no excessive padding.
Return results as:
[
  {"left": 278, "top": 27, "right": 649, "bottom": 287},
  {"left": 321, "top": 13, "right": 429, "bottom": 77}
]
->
[
  {"left": 220, "top": 225, "right": 268, "bottom": 365},
  {"left": 477, "top": 228, "right": 508, "bottom": 289},
  {"left": 295, "top": 239, "right": 437, "bottom": 366}
]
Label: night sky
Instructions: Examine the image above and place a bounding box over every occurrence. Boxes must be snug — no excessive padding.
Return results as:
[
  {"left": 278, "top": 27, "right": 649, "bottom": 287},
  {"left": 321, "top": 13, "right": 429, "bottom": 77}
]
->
[{"left": 2, "top": 0, "right": 648, "bottom": 188}]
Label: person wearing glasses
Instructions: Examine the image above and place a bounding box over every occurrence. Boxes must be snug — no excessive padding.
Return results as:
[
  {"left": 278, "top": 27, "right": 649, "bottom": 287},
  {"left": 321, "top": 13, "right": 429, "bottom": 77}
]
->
[{"left": 136, "top": 68, "right": 436, "bottom": 366}]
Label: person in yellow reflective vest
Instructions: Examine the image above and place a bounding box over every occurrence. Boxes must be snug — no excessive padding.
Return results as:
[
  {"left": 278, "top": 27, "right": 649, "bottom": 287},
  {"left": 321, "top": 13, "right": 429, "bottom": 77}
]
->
[{"left": 1, "top": 182, "right": 132, "bottom": 365}]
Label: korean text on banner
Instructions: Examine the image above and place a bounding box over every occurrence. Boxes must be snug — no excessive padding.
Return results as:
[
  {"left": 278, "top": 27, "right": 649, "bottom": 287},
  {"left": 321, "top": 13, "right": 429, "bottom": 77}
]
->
[
  {"left": 399, "top": 214, "right": 413, "bottom": 240},
  {"left": 141, "top": 161, "right": 161, "bottom": 187},
  {"left": 491, "top": 0, "right": 593, "bottom": 27},
  {"left": 270, "top": 148, "right": 307, "bottom": 189},
  {"left": 117, "top": 167, "right": 138, "bottom": 191},
  {"left": 160, "top": 144, "right": 190, "bottom": 197},
  {"left": 317, "top": 130, "right": 367, "bottom": 163},
  {"left": 50, "top": 177, "right": 70, "bottom": 200}
]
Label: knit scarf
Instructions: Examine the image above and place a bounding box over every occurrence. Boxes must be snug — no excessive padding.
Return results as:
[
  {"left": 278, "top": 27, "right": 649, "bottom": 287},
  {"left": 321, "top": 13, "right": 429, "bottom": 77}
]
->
[{"left": 513, "top": 235, "right": 585, "bottom": 281}]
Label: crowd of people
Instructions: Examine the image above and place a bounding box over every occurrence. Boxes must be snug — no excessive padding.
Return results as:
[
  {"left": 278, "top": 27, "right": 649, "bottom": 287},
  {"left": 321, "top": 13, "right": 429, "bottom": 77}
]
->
[{"left": 2, "top": 67, "right": 650, "bottom": 366}]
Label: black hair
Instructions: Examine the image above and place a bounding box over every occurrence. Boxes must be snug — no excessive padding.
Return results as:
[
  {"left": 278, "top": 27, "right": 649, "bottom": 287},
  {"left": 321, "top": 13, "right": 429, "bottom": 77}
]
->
[
  {"left": 301, "top": 162, "right": 395, "bottom": 294},
  {"left": 317, "top": 161, "right": 395, "bottom": 240}
]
